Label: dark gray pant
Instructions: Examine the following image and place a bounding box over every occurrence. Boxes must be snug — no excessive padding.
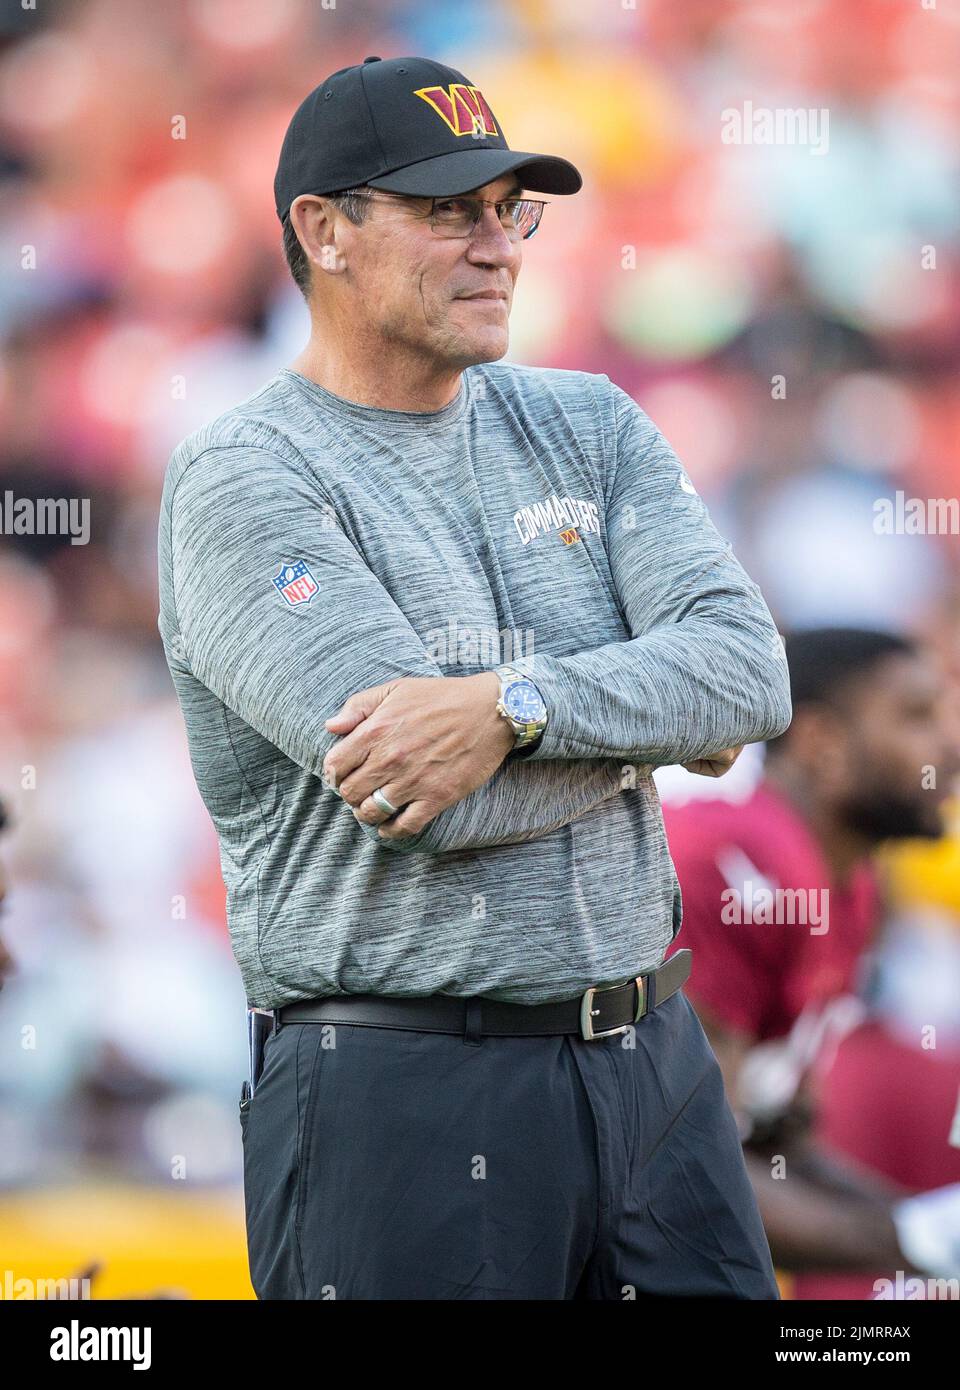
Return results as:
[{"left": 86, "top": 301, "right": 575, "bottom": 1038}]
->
[{"left": 240, "top": 989, "right": 780, "bottom": 1300}]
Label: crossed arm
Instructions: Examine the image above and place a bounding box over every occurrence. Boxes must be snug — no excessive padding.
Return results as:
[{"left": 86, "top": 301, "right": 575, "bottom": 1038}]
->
[
  {"left": 169, "top": 388, "right": 790, "bottom": 856},
  {"left": 170, "top": 449, "right": 638, "bottom": 855}
]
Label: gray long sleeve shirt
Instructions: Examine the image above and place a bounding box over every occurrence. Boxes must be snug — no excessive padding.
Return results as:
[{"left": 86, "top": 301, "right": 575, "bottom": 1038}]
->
[{"left": 157, "top": 362, "right": 791, "bottom": 1008}]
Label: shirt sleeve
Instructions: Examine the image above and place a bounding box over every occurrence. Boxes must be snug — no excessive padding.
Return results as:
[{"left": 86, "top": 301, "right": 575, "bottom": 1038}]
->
[
  {"left": 357, "top": 755, "right": 627, "bottom": 855},
  {"left": 167, "top": 443, "right": 628, "bottom": 853},
  {"left": 503, "top": 382, "right": 793, "bottom": 764}
]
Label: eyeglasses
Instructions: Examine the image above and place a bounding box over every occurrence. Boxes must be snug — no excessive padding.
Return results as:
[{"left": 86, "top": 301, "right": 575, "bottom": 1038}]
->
[{"left": 344, "top": 190, "right": 548, "bottom": 241}]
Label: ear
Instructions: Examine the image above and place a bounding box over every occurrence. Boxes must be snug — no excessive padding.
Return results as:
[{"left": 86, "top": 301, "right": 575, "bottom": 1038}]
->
[{"left": 291, "top": 195, "right": 347, "bottom": 276}]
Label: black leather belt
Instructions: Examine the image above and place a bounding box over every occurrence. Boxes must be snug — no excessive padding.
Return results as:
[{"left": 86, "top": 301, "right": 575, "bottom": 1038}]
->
[{"left": 276, "top": 949, "right": 692, "bottom": 1042}]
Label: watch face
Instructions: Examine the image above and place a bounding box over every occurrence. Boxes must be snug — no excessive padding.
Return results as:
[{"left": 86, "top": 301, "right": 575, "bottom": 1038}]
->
[{"left": 504, "top": 679, "right": 546, "bottom": 723}]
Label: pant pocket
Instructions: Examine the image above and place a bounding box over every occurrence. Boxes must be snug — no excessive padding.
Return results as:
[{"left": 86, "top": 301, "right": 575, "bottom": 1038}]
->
[
  {"left": 242, "top": 1026, "right": 305, "bottom": 1298},
  {"left": 293, "top": 1026, "right": 330, "bottom": 1240}
]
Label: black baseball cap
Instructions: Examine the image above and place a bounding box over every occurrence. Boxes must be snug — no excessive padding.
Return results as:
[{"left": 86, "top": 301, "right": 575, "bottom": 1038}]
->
[{"left": 274, "top": 55, "right": 582, "bottom": 222}]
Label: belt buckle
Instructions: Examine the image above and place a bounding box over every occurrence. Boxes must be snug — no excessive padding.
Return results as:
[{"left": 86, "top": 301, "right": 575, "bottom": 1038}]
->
[{"left": 579, "top": 976, "right": 645, "bottom": 1041}]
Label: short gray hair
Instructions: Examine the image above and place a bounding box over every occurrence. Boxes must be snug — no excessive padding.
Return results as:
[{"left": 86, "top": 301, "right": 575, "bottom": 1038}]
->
[{"left": 281, "top": 186, "right": 372, "bottom": 300}]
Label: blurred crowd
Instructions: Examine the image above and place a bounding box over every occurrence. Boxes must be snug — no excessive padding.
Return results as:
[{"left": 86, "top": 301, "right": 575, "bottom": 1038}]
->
[{"left": 0, "top": 0, "right": 957, "bottom": 1295}]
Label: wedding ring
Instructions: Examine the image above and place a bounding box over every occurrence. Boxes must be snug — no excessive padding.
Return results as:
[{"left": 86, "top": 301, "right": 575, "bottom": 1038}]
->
[{"left": 371, "top": 787, "right": 399, "bottom": 817}]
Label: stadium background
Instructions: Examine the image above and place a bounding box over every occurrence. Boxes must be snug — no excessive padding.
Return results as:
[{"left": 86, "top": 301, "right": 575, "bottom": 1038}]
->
[{"left": 0, "top": 0, "right": 957, "bottom": 1299}]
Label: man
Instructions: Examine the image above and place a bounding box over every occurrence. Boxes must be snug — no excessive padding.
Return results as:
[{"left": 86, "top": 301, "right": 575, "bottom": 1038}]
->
[
  {"left": 157, "top": 55, "right": 792, "bottom": 1300},
  {"left": 663, "top": 627, "right": 959, "bottom": 1279}
]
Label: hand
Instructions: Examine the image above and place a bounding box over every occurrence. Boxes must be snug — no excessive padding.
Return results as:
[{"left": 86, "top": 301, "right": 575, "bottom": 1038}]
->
[
  {"left": 680, "top": 745, "right": 744, "bottom": 778},
  {"left": 322, "top": 672, "right": 515, "bottom": 839}
]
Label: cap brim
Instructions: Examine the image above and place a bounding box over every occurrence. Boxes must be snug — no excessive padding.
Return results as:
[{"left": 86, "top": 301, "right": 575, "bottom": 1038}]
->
[{"left": 366, "top": 148, "right": 581, "bottom": 197}]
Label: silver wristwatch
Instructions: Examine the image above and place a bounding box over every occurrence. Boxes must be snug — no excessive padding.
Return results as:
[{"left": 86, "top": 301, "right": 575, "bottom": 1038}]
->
[{"left": 494, "top": 665, "right": 548, "bottom": 751}]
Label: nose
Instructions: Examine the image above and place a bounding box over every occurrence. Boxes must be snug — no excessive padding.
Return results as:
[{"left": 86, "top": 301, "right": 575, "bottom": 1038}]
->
[{"left": 464, "top": 206, "right": 520, "bottom": 267}]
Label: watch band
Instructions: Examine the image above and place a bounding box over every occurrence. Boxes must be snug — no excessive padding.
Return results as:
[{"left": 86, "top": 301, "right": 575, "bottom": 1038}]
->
[{"left": 495, "top": 665, "right": 547, "bottom": 750}]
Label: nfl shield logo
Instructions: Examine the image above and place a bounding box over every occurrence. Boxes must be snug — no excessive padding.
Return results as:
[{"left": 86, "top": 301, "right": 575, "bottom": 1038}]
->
[{"left": 273, "top": 560, "right": 318, "bottom": 607}]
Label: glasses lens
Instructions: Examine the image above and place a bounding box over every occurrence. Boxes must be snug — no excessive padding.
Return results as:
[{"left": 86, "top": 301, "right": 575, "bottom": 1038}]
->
[
  {"left": 511, "top": 200, "right": 543, "bottom": 240},
  {"left": 430, "top": 197, "right": 477, "bottom": 237},
  {"left": 429, "top": 197, "right": 544, "bottom": 239}
]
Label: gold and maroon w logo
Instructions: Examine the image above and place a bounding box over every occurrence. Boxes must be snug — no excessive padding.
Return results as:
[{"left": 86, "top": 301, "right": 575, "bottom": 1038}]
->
[{"left": 414, "top": 84, "right": 499, "bottom": 138}]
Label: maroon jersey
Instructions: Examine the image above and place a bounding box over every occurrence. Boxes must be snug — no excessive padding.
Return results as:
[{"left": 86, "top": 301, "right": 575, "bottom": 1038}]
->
[{"left": 663, "top": 780, "right": 879, "bottom": 1043}]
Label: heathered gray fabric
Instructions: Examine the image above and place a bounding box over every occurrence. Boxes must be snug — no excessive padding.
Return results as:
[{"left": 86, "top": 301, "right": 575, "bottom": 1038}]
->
[{"left": 157, "top": 362, "right": 791, "bottom": 1008}]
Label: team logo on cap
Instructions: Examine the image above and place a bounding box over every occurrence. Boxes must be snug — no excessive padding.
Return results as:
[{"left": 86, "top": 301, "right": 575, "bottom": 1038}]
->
[
  {"left": 413, "top": 84, "right": 498, "bottom": 138},
  {"left": 273, "top": 560, "right": 318, "bottom": 607}
]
